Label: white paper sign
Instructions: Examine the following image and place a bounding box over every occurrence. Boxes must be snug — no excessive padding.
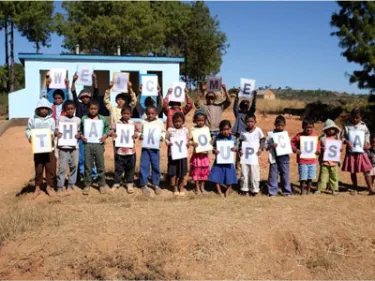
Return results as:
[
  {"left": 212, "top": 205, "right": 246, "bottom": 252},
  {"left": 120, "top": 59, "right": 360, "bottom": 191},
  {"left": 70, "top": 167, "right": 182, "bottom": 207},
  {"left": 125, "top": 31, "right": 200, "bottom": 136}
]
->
[
  {"left": 31, "top": 128, "right": 52, "bottom": 154},
  {"left": 273, "top": 131, "right": 293, "bottom": 156},
  {"left": 141, "top": 75, "right": 158, "bottom": 96},
  {"left": 241, "top": 141, "right": 260, "bottom": 165},
  {"left": 206, "top": 76, "right": 222, "bottom": 92},
  {"left": 84, "top": 119, "right": 104, "bottom": 143},
  {"left": 76, "top": 65, "right": 93, "bottom": 86},
  {"left": 300, "top": 136, "right": 318, "bottom": 159},
  {"left": 115, "top": 124, "right": 135, "bottom": 148},
  {"left": 323, "top": 139, "right": 342, "bottom": 162},
  {"left": 58, "top": 122, "right": 78, "bottom": 147},
  {"left": 171, "top": 135, "right": 188, "bottom": 160},
  {"left": 192, "top": 127, "right": 213, "bottom": 153},
  {"left": 142, "top": 124, "right": 162, "bottom": 149},
  {"left": 170, "top": 81, "right": 186, "bottom": 103},
  {"left": 216, "top": 140, "right": 235, "bottom": 164},
  {"left": 113, "top": 72, "right": 129, "bottom": 93},
  {"left": 238, "top": 78, "right": 256, "bottom": 99},
  {"left": 349, "top": 130, "right": 365, "bottom": 153},
  {"left": 49, "top": 68, "right": 67, "bottom": 88}
]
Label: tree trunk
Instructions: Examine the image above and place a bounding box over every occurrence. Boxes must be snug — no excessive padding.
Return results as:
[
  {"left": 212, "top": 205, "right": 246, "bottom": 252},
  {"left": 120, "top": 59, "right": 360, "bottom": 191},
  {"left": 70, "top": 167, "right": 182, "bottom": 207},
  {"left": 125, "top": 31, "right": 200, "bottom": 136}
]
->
[
  {"left": 10, "top": 20, "right": 14, "bottom": 93},
  {"left": 4, "top": 18, "right": 9, "bottom": 93},
  {"left": 36, "top": 41, "right": 40, "bottom": 54}
]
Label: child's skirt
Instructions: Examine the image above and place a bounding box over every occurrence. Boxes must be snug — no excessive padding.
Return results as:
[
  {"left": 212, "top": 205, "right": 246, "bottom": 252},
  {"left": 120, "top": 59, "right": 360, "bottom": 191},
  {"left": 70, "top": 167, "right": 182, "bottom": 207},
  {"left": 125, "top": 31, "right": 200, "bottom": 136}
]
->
[
  {"left": 168, "top": 156, "right": 188, "bottom": 180},
  {"left": 342, "top": 152, "right": 372, "bottom": 173},
  {"left": 208, "top": 163, "right": 238, "bottom": 185},
  {"left": 190, "top": 153, "right": 210, "bottom": 181}
]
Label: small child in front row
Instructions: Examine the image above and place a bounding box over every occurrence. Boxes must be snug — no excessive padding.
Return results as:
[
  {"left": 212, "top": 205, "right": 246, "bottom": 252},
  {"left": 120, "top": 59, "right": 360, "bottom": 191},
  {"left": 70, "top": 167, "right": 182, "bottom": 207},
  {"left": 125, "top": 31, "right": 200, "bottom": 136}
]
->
[
  {"left": 291, "top": 118, "right": 320, "bottom": 195},
  {"left": 56, "top": 101, "right": 81, "bottom": 194},
  {"left": 341, "top": 108, "right": 374, "bottom": 195},
  {"left": 266, "top": 115, "right": 293, "bottom": 197},
  {"left": 190, "top": 110, "right": 211, "bottom": 194},
  {"left": 80, "top": 101, "right": 110, "bottom": 195},
  {"left": 139, "top": 106, "right": 166, "bottom": 195},
  {"left": 25, "top": 98, "right": 56, "bottom": 198},
  {"left": 208, "top": 120, "right": 238, "bottom": 197},
  {"left": 365, "top": 135, "right": 375, "bottom": 192},
  {"left": 317, "top": 119, "right": 341, "bottom": 195},
  {"left": 165, "top": 112, "right": 190, "bottom": 196},
  {"left": 109, "top": 105, "right": 138, "bottom": 194},
  {"left": 238, "top": 114, "right": 265, "bottom": 196}
]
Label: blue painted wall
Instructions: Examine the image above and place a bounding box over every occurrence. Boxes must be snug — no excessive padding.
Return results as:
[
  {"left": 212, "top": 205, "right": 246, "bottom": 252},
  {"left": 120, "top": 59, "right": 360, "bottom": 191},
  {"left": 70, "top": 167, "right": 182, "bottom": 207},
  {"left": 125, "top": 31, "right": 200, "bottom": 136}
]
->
[{"left": 9, "top": 54, "right": 183, "bottom": 120}]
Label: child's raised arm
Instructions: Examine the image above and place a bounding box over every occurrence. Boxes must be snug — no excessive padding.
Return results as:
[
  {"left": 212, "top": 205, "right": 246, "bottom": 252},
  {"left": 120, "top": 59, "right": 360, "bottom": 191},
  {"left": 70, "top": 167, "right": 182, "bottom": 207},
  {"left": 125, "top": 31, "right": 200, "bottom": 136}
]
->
[
  {"left": 162, "top": 88, "right": 173, "bottom": 115},
  {"left": 183, "top": 89, "right": 193, "bottom": 115},
  {"left": 233, "top": 88, "right": 240, "bottom": 118},
  {"left": 128, "top": 81, "right": 137, "bottom": 110},
  {"left": 221, "top": 83, "right": 231, "bottom": 110},
  {"left": 104, "top": 81, "right": 114, "bottom": 111}
]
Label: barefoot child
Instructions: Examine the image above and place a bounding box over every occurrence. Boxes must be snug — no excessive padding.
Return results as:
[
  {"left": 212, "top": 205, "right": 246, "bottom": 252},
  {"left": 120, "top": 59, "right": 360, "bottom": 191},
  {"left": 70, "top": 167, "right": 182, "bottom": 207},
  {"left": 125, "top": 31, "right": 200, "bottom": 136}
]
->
[
  {"left": 291, "top": 118, "right": 320, "bottom": 195},
  {"left": 139, "top": 106, "right": 166, "bottom": 195},
  {"left": 109, "top": 105, "right": 138, "bottom": 194},
  {"left": 55, "top": 101, "right": 81, "bottom": 194},
  {"left": 25, "top": 98, "right": 56, "bottom": 198},
  {"left": 232, "top": 89, "right": 257, "bottom": 137},
  {"left": 317, "top": 119, "right": 341, "bottom": 195},
  {"left": 238, "top": 114, "right": 265, "bottom": 196},
  {"left": 194, "top": 83, "right": 231, "bottom": 138},
  {"left": 266, "top": 115, "right": 293, "bottom": 197},
  {"left": 365, "top": 135, "right": 375, "bottom": 193},
  {"left": 209, "top": 120, "right": 238, "bottom": 197},
  {"left": 163, "top": 87, "right": 193, "bottom": 130},
  {"left": 80, "top": 101, "right": 109, "bottom": 195},
  {"left": 165, "top": 112, "right": 190, "bottom": 196},
  {"left": 190, "top": 110, "right": 211, "bottom": 194},
  {"left": 341, "top": 108, "right": 373, "bottom": 195}
]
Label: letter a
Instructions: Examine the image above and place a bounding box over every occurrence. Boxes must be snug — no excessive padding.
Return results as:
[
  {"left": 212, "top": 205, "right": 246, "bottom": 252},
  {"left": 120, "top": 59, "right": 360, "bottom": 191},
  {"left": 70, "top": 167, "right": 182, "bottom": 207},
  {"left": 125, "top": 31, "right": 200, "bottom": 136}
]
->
[{"left": 89, "top": 122, "right": 98, "bottom": 138}]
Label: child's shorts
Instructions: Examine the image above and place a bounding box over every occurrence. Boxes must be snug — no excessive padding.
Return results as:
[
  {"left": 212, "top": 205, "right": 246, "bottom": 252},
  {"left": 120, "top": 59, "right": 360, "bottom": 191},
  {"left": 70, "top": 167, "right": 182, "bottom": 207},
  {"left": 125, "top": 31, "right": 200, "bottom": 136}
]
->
[{"left": 299, "top": 164, "right": 316, "bottom": 181}]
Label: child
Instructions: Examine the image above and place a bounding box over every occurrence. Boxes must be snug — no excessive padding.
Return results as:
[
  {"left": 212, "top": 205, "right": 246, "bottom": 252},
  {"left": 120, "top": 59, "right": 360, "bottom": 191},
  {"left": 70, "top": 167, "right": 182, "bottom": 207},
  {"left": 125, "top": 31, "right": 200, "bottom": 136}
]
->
[
  {"left": 55, "top": 101, "right": 81, "bottom": 194},
  {"left": 317, "top": 119, "right": 341, "bottom": 195},
  {"left": 190, "top": 110, "right": 212, "bottom": 194},
  {"left": 266, "top": 115, "right": 293, "bottom": 196},
  {"left": 25, "top": 98, "right": 56, "bottom": 198},
  {"left": 341, "top": 108, "right": 373, "bottom": 195},
  {"left": 80, "top": 100, "right": 110, "bottom": 195},
  {"left": 104, "top": 80, "right": 137, "bottom": 125},
  {"left": 71, "top": 72, "right": 99, "bottom": 179},
  {"left": 238, "top": 114, "right": 265, "bottom": 196},
  {"left": 165, "top": 112, "right": 190, "bottom": 196},
  {"left": 232, "top": 89, "right": 257, "bottom": 137},
  {"left": 208, "top": 120, "right": 238, "bottom": 197},
  {"left": 163, "top": 88, "right": 193, "bottom": 130},
  {"left": 139, "top": 106, "right": 166, "bottom": 195},
  {"left": 365, "top": 135, "right": 375, "bottom": 193},
  {"left": 136, "top": 84, "right": 163, "bottom": 119},
  {"left": 291, "top": 118, "right": 320, "bottom": 195},
  {"left": 194, "top": 83, "right": 231, "bottom": 138},
  {"left": 109, "top": 105, "right": 138, "bottom": 194}
]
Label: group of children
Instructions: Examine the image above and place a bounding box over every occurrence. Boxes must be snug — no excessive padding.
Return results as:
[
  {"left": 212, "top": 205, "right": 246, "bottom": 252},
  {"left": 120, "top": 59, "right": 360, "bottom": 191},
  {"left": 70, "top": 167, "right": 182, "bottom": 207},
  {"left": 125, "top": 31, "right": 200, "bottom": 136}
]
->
[{"left": 26, "top": 74, "right": 375, "bottom": 198}]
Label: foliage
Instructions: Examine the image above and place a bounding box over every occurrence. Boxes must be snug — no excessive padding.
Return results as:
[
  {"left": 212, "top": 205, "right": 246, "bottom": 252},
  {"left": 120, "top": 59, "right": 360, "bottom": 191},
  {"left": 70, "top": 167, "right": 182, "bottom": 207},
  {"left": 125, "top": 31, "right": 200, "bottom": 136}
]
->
[
  {"left": 0, "top": 63, "right": 25, "bottom": 94},
  {"left": 331, "top": 1, "right": 375, "bottom": 89}
]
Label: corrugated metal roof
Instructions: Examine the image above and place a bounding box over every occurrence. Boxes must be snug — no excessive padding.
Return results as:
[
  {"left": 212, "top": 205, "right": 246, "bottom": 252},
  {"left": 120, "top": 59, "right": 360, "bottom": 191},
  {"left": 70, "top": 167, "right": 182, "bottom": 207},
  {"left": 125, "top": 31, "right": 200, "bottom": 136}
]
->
[{"left": 18, "top": 53, "right": 184, "bottom": 64}]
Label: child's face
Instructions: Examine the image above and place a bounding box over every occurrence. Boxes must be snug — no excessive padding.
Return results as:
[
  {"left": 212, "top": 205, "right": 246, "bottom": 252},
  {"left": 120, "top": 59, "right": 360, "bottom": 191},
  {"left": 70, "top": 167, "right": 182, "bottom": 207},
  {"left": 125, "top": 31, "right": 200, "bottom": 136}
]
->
[
  {"left": 303, "top": 124, "right": 313, "bottom": 135},
  {"left": 206, "top": 93, "right": 215, "bottom": 105},
  {"left": 351, "top": 114, "right": 361, "bottom": 125},
  {"left": 65, "top": 104, "right": 76, "bottom": 117},
  {"left": 240, "top": 102, "right": 249, "bottom": 112},
  {"left": 274, "top": 121, "right": 285, "bottom": 132},
  {"left": 221, "top": 125, "right": 231, "bottom": 137},
  {"left": 38, "top": 107, "right": 49, "bottom": 117},
  {"left": 145, "top": 98, "right": 155, "bottom": 107},
  {"left": 195, "top": 115, "right": 206, "bottom": 127},
  {"left": 170, "top": 102, "right": 180, "bottom": 110},
  {"left": 371, "top": 138, "right": 375, "bottom": 150},
  {"left": 81, "top": 96, "right": 91, "bottom": 105},
  {"left": 89, "top": 104, "right": 99, "bottom": 116},
  {"left": 146, "top": 108, "right": 157, "bottom": 121},
  {"left": 121, "top": 110, "right": 131, "bottom": 121},
  {"left": 173, "top": 117, "right": 184, "bottom": 129},
  {"left": 326, "top": 128, "right": 336, "bottom": 137},
  {"left": 54, "top": 95, "right": 63, "bottom": 105},
  {"left": 117, "top": 98, "right": 126, "bottom": 108},
  {"left": 246, "top": 117, "right": 256, "bottom": 130}
]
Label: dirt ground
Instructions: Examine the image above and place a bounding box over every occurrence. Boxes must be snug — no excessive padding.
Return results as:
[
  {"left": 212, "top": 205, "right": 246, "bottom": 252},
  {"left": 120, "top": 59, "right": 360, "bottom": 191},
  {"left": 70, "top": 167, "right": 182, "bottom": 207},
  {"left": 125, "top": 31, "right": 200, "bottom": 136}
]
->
[{"left": 0, "top": 110, "right": 374, "bottom": 280}]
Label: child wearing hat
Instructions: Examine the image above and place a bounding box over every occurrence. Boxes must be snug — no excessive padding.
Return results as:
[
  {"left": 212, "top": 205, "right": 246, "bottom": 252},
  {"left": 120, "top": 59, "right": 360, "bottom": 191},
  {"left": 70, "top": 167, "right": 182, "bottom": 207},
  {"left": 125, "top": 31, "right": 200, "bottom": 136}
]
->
[{"left": 317, "top": 119, "right": 341, "bottom": 195}]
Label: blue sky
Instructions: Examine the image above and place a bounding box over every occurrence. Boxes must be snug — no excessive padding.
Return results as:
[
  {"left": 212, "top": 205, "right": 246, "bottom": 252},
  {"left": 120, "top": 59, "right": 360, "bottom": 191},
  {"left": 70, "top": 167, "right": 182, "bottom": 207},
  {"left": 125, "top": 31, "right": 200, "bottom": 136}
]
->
[{"left": 0, "top": 1, "right": 368, "bottom": 94}]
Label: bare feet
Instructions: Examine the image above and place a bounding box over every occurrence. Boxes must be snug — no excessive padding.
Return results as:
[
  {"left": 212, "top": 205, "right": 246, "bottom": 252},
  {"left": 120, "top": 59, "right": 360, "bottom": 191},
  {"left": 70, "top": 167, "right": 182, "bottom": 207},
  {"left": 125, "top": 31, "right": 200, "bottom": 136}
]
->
[
  {"left": 46, "top": 186, "right": 56, "bottom": 197},
  {"left": 32, "top": 187, "right": 41, "bottom": 199}
]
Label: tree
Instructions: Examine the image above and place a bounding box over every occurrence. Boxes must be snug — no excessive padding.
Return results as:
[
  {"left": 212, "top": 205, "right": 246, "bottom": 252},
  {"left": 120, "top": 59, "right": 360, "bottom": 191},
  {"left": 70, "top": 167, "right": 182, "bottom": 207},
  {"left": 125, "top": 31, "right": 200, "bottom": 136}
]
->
[
  {"left": 0, "top": 63, "right": 25, "bottom": 94},
  {"left": 15, "top": 2, "right": 54, "bottom": 53},
  {"left": 331, "top": 1, "right": 375, "bottom": 89}
]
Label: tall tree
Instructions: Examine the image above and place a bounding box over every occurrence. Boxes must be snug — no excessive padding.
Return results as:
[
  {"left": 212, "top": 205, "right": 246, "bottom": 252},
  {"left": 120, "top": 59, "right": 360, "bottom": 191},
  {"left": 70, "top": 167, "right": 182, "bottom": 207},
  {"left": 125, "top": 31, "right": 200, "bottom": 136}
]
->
[{"left": 331, "top": 1, "right": 375, "bottom": 89}]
